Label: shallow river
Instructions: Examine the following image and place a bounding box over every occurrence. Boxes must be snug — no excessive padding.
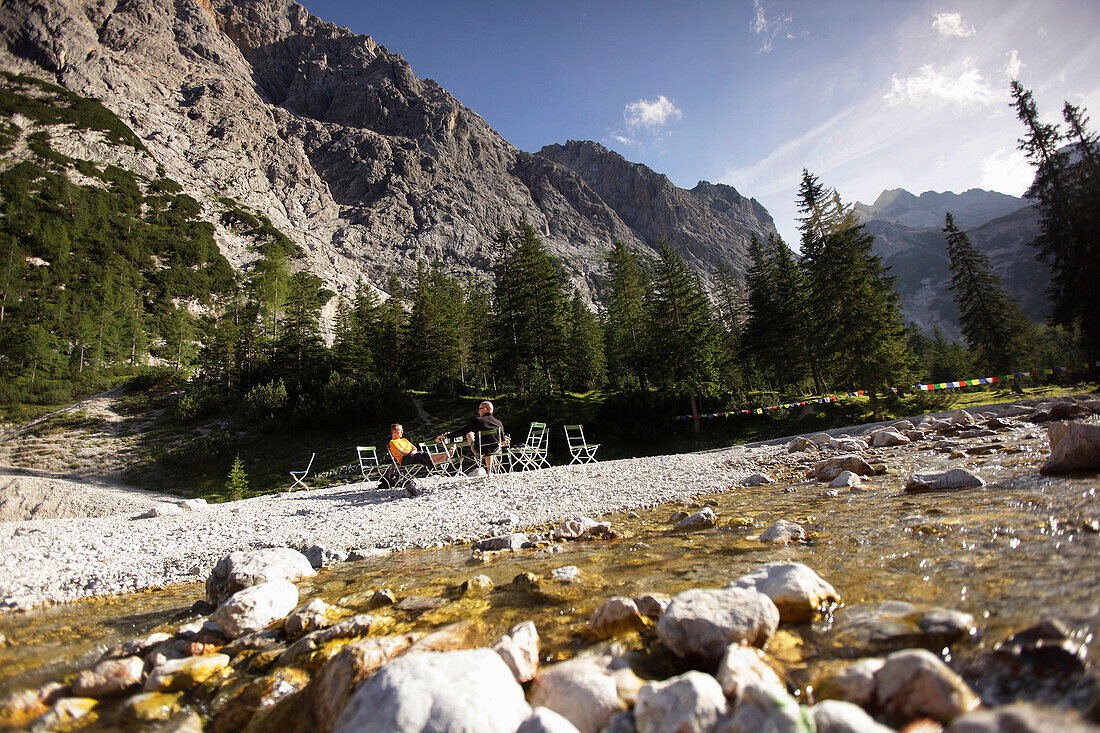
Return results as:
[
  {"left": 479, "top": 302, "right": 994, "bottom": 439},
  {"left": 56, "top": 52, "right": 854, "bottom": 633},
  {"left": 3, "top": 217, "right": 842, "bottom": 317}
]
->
[{"left": 1, "top": 420, "right": 1098, "bottom": 723}]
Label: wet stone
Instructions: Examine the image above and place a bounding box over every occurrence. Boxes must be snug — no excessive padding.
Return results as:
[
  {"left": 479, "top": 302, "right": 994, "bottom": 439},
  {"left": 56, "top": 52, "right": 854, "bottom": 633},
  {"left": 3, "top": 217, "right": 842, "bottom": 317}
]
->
[
  {"left": 71, "top": 656, "right": 145, "bottom": 697},
  {"left": 144, "top": 653, "right": 231, "bottom": 692},
  {"left": 674, "top": 508, "right": 717, "bottom": 531},
  {"left": 589, "top": 597, "right": 647, "bottom": 640},
  {"left": 905, "top": 469, "right": 985, "bottom": 494},
  {"left": 827, "top": 602, "right": 975, "bottom": 656},
  {"left": 474, "top": 533, "right": 530, "bottom": 551},
  {"left": 395, "top": 595, "right": 448, "bottom": 612},
  {"left": 727, "top": 561, "right": 839, "bottom": 622},
  {"left": 494, "top": 621, "right": 540, "bottom": 683},
  {"left": 657, "top": 588, "right": 780, "bottom": 668},
  {"left": 759, "top": 519, "right": 806, "bottom": 544},
  {"left": 119, "top": 691, "right": 184, "bottom": 723},
  {"left": 461, "top": 574, "right": 494, "bottom": 595},
  {"left": 633, "top": 593, "right": 671, "bottom": 620},
  {"left": 634, "top": 671, "right": 727, "bottom": 733},
  {"left": 550, "top": 566, "right": 582, "bottom": 583},
  {"left": 529, "top": 655, "right": 643, "bottom": 733},
  {"left": 873, "top": 648, "right": 980, "bottom": 725}
]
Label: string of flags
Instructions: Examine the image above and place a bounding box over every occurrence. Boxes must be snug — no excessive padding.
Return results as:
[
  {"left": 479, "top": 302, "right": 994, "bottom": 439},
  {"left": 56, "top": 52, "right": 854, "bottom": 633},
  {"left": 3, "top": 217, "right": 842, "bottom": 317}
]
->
[{"left": 674, "top": 360, "right": 1100, "bottom": 422}]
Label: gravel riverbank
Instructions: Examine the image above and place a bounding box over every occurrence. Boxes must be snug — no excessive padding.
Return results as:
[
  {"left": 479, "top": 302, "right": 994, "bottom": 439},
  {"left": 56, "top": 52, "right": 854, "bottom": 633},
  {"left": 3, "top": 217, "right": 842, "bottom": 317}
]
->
[{"left": 0, "top": 445, "right": 780, "bottom": 609}]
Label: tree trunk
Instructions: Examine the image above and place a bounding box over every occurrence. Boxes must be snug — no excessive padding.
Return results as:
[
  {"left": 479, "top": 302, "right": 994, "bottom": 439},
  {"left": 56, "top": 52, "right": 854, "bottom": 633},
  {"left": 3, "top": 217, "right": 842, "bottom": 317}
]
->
[{"left": 690, "top": 393, "right": 701, "bottom": 434}]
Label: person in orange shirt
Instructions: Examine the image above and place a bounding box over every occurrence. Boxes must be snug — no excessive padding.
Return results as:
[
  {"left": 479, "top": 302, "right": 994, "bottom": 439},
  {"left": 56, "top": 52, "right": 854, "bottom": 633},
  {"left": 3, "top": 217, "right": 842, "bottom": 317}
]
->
[{"left": 387, "top": 423, "right": 437, "bottom": 469}]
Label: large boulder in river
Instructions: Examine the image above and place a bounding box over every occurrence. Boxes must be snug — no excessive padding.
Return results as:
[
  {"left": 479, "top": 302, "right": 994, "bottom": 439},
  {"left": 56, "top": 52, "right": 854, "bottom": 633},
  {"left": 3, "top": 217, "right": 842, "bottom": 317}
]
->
[
  {"left": 206, "top": 548, "right": 315, "bottom": 605},
  {"left": 811, "top": 455, "right": 874, "bottom": 482},
  {"left": 656, "top": 588, "right": 779, "bottom": 668},
  {"left": 873, "top": 648, "right": 980, "bottom": 725},
  {"left": 1040, "top": 420, "right": 1100, "bottom": 474},
  {"left": 333, "top": 649, "right": 531, "bottom": 733},
  {"left": 727, "top": 562, "right": 839, "bottom": 622}
]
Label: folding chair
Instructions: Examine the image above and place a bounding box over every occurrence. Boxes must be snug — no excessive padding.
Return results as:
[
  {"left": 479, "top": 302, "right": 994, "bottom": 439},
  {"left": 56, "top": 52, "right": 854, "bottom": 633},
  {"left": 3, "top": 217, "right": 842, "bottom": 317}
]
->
[
  {"left": 422, "top": 440, "right": 461, "bottom": 476},
  {"left": 289, "top": 452, "right": 315, "bottom": 490},
  {"left": 356, "top": 446, "right": 384, "bottom": 482},
  {"left": 564, "top": 425, "right": 599, "bottom": 464},
  {"left": 474, "top": 427, "right": 506, "bottom": 477},
  {"left": 386, "top": 445, "right": 429, "bottom": 488},
  {"left": 509, "top": 422, "right": 550, "bottom": 471}
]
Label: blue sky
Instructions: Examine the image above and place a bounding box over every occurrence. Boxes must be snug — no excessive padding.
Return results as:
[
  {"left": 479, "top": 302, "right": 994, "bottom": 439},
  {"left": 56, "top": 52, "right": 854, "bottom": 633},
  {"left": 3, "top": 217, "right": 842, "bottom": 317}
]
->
[{"left": 298, "top": 0, "right": 1100, "bottom": 245}]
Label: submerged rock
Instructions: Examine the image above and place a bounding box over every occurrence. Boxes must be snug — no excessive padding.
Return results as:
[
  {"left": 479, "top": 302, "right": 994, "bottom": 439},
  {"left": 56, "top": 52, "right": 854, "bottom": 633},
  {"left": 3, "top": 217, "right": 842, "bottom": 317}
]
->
[
  {"left": 905, "top": 469, "right": 985, "bottom": 494},
  {"left": 828, "top": 602, "right": 975, "bottom": 655},
  {"left": 589, "top": 598, "right": 647, "bottom": 639},
  {"left": 759, "top": 520, "right": 807, "bottom": 545}
]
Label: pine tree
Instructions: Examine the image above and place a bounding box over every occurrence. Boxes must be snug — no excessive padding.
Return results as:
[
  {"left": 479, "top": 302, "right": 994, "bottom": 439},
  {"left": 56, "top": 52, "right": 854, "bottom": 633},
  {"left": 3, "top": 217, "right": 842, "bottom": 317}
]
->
[
  {"left": 225, "top": 455, "right": 249, "bottom": 500},
  {"left": 562, "top": 290, "right": 605, "bottom": 392},
  {"left": 648, "top": 239, "right": 723, "bottom": 432},
  {"left": 405, "top": 262, "right": 464, "bottom": 391},
  {"left": 1011, "top": 81, "right": 1100, "bottom": 355},
  {"left": 602, "top": 241, "right": 652, "bottom": 390},
  {"left": 942, "top": 213, "right": 1030, "bottom": 374},
  {"left": 797, "top": 172, "right": 912, "bottom": 396},
  {"left": 491, "top": 219, "right": 570, "bottom": 395},
  {"left": 711, "top": 260, "right": 747, "bottom": 392}
]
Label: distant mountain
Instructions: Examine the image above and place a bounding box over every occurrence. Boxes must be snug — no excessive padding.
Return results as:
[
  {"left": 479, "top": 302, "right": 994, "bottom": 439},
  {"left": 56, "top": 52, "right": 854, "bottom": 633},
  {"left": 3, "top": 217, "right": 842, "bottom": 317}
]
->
[
  {"left": 855, "top": 188, "right": 1025, "bottom": 229},
  {"left": 858, "top": 189, "right": 1049, "bottom": 340},
  {"left": 536, "top": 141, "right": 775, "bottom": 279}
]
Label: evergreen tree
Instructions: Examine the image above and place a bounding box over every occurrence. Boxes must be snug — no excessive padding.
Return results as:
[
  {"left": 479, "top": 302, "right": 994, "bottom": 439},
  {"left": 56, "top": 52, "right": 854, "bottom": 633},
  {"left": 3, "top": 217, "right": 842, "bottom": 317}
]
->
[
  {"left": 711, "top": 260, "right": 747, "bottom": 393},
  {"left": 942, "top": 213, "right": 1030, "bottom": 373},
  {"left": 225, "top": 455, "right": 249, "bottom": 500},
  {"left": 648, "top": 239, "right": 723, "bottom": 432},
  {"left": 1011, "top": 81, "right": 1100, "bottom": 355},
  {"left": 797, "top": 171, "right": 912, "bottom": 396},
  {"left": 405, "top": 262, "right": 464, "bottom": 391},
  {"left": 562, "top": 290, "right": 605, "bottom": 392},
  {"left": 602, "top": 241, "right": 652, "bottom": 390},
  {"left": 491, "top": 219, "right": 570, "bottom": 395}
]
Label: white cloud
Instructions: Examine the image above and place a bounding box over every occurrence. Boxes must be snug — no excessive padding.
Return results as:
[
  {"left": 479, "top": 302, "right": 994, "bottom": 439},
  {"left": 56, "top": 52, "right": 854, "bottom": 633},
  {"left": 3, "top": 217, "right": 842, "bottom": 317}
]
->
[
  {"left": 1006, "top": 49, "right": 1022, "bottom": 79},
  {"left": 623, "top": 95, "right": 682, "bottom": 130},
  {"left": 979, "top": 147, "right": 1033, "bottom": 195},
  {"left": 611, "top": 134, "right": 638, "bottom": 147},
  {"left": 752, "top": 0, "right": 795, "bottom": 53},
  {"left": 883, "top": 61, "right": 998, "bottom": 110},
  {"left": 933, "top": 12, "right": 975, "bottom": 37}
]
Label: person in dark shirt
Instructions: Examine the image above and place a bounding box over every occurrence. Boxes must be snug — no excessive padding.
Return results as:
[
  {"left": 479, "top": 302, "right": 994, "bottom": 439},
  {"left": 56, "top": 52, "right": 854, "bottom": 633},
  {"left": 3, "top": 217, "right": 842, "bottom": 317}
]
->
[{"left": 437, "top": 401, "right": 508, "bottom": 475}]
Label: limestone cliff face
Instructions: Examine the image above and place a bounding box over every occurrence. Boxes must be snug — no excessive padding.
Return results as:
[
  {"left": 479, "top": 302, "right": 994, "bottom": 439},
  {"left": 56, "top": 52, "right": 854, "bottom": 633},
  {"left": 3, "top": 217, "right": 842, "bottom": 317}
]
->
[{"left": 0, "top": 0, "right": 772, "bottom": 303}]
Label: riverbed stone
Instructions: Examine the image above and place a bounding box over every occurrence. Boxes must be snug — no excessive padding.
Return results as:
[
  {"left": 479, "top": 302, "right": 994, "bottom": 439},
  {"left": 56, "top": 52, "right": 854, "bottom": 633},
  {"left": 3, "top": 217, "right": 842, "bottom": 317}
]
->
[
  {"left": 206, "top": 548, "right": 315, "bottom": 605},
  {"left": 518, "top": 706, "right": 584, "bottom": 733},
  {"left": 1040, "top": 420, "right": 1100, "bottom": 474},
  {"left": 305, "top": 545, "right": 349, "bottom": 569},
  {"left": 210, "top": 666, "right": 310, "bottom": 733},
  {"left": 284, "top": 598, "right": 341, "bottom": 639},
  {"left": 102, "top": 632, "right": 173, "bottom": 661},
  {"left": 675, "top": 508, "right": 717, "bottom": 531},
  {"left": 830, "top": 471, "right": 863, "bottom": 488},
  {"left": 141, "top": 502, "right": 185, "bottom": 518},
  {"left": 835, "top": 438, "right": 870, "bottom": 452},
  {"left": 590, "top": 598, "right": 647, "bottom": 639},
  {"left": 811, "top": 699, "right": 894, "bottom": 733},
  {"left": 406, "top": 619, "right": 485, "bottom": 653},
  {"left": 743, "top": 473, "right": 772, "bottom": 486},
  {"left": 788, "top": 437, "right": 817, "bottom": 453},
  {"left": 727, "top": 562, "right": 838, "bottom": 622},
  {"left": 715, "top": 644, "right": 787, "bottom": 700},
  {"left": 950, "top": 410, "right": 977, "bottom": 425},
  {"left": 943, "top": 702, "right": 1100, "bottom": 732},
  {"left": 812, "top": 455, "right": 875, "bottom": 481},
  {"left": 550, "top": 566, "right": 582, "bottom": 583},
  {"left": 312, "top": 632, "right": 422, "bottom": 730},
  {"left": 211, "top": 579, "right": 299, "bottom": 639},
  {"left": 634, "top": 671, "right": 727, "bottom": 733},
  {"left": 828, "top": 602, "right": 974, "bottom": 655},
  {"left": 657, "top": 588, "right": 780, "bottom": 668},
  {"left": 871, "top": 428, "right": 911, "bottom": 447},
  {"left": 71, "top": 655, "right": 145, "bottom": 697},
  {"left": 461, "top": 574, "right": 494, "bottom": 595},
  {"left": 811, "top": 658, "right": 885, "bottom": 706},
  {"left": 119, "top": 691, "right": 184, "bottom": 723},
  {"left": 905, "top": 469, "right": 985, "bottom": 494},
  {"left": 634, "top": 593, "right": 671, "bottom": 620},
  {"left": 810, "top": 433, "right": 835, "bottom": 446},
  {"left": 494, "top": 620, "right": 540, "bottom": 683},
  {"left": 333, "top": 648, "right": 531, "bottom": 733},
  {"left": 33, "top": 697, "right": 98, "bottom": 730},
  {"left": 528, "top": 655, "right": 643, "bottom": 733},
  {"left": 144, "top": 653, "right": 231, "bottom": 692},
  {"left": 759, "top": 520, "right": 807, "bottom": 544},
  {"left": 0, "top": 683, "right": 65, "bottom": 730},
  {"left": 718, "top": 680, "right": 810, "bottom": 733},
  {"left": 474, "top": 533, "right": 530, "bottom": 551},
  {"left": 873, "top": 648, "right": 980, "bottom": 725},
  {"left": 553, "top": 517, "right": 599, "bottom": 539}
]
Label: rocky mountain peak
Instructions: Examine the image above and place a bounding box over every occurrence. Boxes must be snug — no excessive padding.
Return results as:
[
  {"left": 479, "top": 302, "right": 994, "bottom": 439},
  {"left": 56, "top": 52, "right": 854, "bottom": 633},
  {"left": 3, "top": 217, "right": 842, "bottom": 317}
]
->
[{"left": 855, "top": 186, "right": 1025, "bottom": 229}]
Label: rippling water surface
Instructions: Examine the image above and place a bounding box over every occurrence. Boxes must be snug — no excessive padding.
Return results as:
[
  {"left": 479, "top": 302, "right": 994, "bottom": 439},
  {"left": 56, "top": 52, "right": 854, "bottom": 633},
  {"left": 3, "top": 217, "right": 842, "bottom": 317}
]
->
[{"left": 2, "top": 422, "right": 1097, "bottom": 714}]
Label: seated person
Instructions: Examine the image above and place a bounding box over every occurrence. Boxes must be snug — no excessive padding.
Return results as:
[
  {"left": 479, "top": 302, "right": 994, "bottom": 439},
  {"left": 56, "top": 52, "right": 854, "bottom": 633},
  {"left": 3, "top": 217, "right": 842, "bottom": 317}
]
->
[
  {"left": 436, "top": 401, "right": 509, "bottom": 475},
  {"left": 388, "top": 423, "right": 447, "bottom": 470}
]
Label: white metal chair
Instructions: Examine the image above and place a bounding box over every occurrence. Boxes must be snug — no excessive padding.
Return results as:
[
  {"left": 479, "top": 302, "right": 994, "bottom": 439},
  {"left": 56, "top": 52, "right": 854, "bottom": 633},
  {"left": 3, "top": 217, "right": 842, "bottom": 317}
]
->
[
  {"left": 422, "top": 440, "right": 461, "bottom": 476},
  {"left": 356, "top": 446, "right": 384, "bottom": 482},
  {"left": 289, "top": 452, "right": 315, "bottom": 490},
  {"left": 564, "top": 425, "right": 599, "bottom": 465},
  {"left": 386, "top": 444, "right": 428, "bottom": 488},
  {"left": 473, "top": 427, "right": 507, "bottom": 477},
  {"left": 509, "top": 421, "right": 550, "bottom": 471}
]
